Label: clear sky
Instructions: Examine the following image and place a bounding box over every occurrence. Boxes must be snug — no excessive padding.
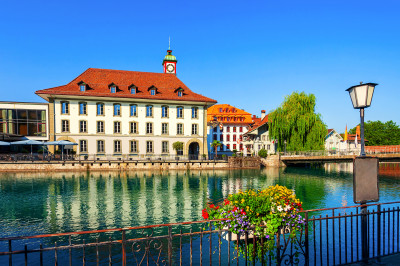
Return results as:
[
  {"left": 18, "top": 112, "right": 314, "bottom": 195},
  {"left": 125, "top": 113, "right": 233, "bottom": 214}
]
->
[{"left": 1, "top": 0, "right": 399, "bottom": 133}]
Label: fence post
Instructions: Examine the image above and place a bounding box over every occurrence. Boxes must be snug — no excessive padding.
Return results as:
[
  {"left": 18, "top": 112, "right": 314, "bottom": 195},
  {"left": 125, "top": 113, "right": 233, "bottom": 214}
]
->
[
  {"left": 377, "top": 204, "right": 381, "bottom": 256},
  {"left": 276, "top": 230, "right": 281, "bottom": 265},
  {"left": 121, "top": 230, "right": 126, "bottom": 266},
  {"left": 168, "top": 226, "right": 172, "bottom": 265},
  {"left": 8, "top": 239, "right": 12, "bottom": 266},
  {"left": 305, "top": 212, "right": 309, "bottom": 266}
]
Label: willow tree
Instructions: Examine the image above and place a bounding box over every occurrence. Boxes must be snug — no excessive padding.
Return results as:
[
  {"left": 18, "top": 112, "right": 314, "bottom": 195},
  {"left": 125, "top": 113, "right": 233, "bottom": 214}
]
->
[{"left": 269, "top": 92, "right": 327, "bottom": 151}]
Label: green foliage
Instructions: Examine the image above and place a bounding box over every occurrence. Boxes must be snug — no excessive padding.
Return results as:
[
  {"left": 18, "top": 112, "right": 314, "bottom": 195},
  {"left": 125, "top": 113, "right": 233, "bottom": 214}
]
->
[
  {"left": 258, "top": 148, "right": 268, "bottom": 158},
  {"left": 349, "top": 120, "right": 400, "bottom": 146},
  {"left": 172, "top": 141, "right": 183, "bottom": 154},
  {"left": 269, "top": 91, "right": 327, "bottom": 151},
  {"left": 211, "top": 140, "right": 222, "bottom": 156}
]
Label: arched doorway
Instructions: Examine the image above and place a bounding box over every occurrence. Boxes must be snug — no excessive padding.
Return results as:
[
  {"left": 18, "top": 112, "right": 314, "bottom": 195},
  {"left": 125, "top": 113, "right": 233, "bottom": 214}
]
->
[{"left": 188, "top": 142, "right": 199, "bottom": 160}]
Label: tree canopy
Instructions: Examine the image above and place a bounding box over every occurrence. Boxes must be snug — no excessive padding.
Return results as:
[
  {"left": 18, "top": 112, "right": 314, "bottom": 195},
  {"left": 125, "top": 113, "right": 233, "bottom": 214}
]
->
[
  {"left": 269, "top": 91, "right": 327, "bottom": 151},
  {"left": 349, "top": 120, "right": 400, "bottom": 146}
]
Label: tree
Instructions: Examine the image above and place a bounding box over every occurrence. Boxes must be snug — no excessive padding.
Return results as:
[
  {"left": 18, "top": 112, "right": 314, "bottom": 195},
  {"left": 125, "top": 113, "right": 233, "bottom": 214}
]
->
[
  {"left": 210, "top": 140, "right": 222, "bottom": 158},
  {"left": 172, "top": 141, "right": 183, "bottom": 155},
  {"left": 258, "top": 148, "right": 268, "bottom": 158},
  {"left": 349, "top": 120, "right": 400, "bottom": 146},
  {"left": 269, "top": 91, "right": 327, "bottom": 151}
]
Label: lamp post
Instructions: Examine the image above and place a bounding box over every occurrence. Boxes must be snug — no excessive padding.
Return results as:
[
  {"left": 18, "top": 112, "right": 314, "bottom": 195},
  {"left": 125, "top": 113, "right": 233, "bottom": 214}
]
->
[{"left": 346, "top": 82, "right": 378, "bottom": 261}]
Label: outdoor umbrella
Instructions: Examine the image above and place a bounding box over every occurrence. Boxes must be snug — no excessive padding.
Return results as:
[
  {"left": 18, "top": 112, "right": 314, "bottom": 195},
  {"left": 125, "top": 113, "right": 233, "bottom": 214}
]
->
[
  {"left": 44, "top": 140, "right": 78, "bottom": 160},
  {"left": 11, "top": 139, "right": 44, "bottom": 156},
  {"left": 0, "top": 141, "right": 10, "bottom": 146}
]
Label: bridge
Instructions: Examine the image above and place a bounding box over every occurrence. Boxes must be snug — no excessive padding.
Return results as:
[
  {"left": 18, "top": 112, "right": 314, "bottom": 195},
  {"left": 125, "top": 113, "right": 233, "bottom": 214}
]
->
[{"left": 280, "top": 149, "right": 400, "bottom": 165}]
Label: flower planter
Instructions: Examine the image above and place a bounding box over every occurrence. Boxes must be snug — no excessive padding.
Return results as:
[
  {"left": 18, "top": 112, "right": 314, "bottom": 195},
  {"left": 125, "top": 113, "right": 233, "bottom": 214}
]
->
[{"left": 221, "top": 224, "right": 289, "bottom": 241}]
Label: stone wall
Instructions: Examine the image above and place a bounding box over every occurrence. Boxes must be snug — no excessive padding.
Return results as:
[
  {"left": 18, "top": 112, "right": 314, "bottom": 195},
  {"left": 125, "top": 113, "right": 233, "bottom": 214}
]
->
[
  {"left": 228, "top": 157, "right": 261, "bottom": 169},
  {"left": 0, "top": 160, "right": 229, "bottom": 172},
  {"left": 260, "top": 155, "right": 285, "bottom": 167}
]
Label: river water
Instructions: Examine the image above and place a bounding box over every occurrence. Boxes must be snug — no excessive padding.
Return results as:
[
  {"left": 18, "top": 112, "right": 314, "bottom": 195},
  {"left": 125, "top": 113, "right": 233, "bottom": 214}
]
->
[{"left": 1, "top": 163, "right": 399, "bottom": 239}]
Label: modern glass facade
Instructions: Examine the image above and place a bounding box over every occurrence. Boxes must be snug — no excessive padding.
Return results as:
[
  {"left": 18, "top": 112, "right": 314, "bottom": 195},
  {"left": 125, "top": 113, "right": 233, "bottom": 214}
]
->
[{"left": 0, "top": 109, "right": 46, "bottom": 137}]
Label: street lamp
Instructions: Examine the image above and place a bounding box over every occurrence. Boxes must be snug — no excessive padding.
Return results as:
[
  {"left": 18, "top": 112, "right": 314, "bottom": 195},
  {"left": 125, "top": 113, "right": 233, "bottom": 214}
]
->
[
  {"left": 346, "top": 82, "right": 377, "bottom": 156},
  {"left": 284, "top": 140, "right": 287, "bottom": 155},
  {"left": 346, "top": 82, "right": 379, "bottom": 261}
]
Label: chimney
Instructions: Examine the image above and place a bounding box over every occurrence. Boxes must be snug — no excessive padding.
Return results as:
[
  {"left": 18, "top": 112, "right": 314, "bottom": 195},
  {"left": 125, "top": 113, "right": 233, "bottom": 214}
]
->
[
  {"left": 356, "top": 125, "right": 360, "bottom": 138},
  {"left": 261, "top": 110, "right": 266, "bottom": 120}
]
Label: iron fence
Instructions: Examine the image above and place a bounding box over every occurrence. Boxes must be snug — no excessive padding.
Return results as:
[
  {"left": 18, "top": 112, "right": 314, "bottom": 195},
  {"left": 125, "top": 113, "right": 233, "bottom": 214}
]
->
[
  {"left": 1, "top": 201, "right": 400, "bottom": 265},
  {"left": 281, "top": 146, "right": 400, "bottom": 157}
]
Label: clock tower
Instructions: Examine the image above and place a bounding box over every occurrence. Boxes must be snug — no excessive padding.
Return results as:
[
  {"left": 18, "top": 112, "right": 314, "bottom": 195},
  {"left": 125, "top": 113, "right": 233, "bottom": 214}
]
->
[{"left": 162, "top": 47, "right": 177, "bottom": 75}]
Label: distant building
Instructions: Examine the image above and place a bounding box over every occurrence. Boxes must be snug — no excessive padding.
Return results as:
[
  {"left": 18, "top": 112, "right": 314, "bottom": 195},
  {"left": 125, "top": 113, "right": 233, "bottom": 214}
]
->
[
  {"left": 0, "top": 101, "right": 49, "bottom": 141},
  {"left": 35, "top": 48, "right": 217, "bottom": 158},
  {"left": 242, "top": 110, "right": 276, "bottom": 156},
  {"left": 325, "top": 129, "right": 344, "bottom": 152},
  {"left": 207, "top": 104, "right": 254, "bottom": 157}
]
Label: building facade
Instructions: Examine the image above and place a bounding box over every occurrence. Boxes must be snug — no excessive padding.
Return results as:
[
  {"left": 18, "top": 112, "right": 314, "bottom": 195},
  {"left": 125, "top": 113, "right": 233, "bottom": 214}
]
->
[
  {"left": 35, "top": 50, "right": 217, "bottom": 158},
  {"left": 207, "top": 104, "right": 254, "bottom": 157},
  {"left": 242, "top": 110, "right": 276, "bottom": 155},
  {"left": 0, "top": 101, "right": 49, "bottom": 141}
]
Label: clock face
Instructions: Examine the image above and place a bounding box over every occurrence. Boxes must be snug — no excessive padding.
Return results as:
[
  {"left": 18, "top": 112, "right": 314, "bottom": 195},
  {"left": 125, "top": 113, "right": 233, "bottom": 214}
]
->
[{"left": 166, "top": 63, "right": 175, "bottom": 73}]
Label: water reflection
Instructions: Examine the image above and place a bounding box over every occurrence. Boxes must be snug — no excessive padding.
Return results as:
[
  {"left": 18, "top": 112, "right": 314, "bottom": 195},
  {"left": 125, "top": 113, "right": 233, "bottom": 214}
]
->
[{"left": 0, "top": 165, "right": 399, "bottom": 238}]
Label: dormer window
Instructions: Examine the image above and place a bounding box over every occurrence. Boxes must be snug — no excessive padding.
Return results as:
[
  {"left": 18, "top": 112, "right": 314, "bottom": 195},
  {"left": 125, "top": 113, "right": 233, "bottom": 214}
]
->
[
  {"left": 131, "top": 87, "right": 136, "bottom": 94},
  {"left": 110, "top": 86, "right": 116, "bottom": 93},
  {"left": 178, "top": 91, "right": 183, "bottom": 97},
  {"left": 150, "top": 89, "right": 156, "bottom": 95},
  {"left": 148, "top": 86, "right": 158, "bottom": 95},
  {"left": 80, "top": 84, "right": 86, "bottom": 92}
]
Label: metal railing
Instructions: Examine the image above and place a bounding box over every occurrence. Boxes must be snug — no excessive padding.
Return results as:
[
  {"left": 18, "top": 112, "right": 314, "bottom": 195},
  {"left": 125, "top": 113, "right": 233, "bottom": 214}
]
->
[
  {"left": 1, "top": 201, "right": 400, "bottom": 265},
  {"left": 281, "top": 147, "right": 400, "bottom": 157}
]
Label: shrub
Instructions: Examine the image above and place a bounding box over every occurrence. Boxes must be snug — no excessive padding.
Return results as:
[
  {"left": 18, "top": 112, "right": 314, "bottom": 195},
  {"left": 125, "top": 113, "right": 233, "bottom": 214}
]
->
[{"left": 258, "top": 148, "right": 268, "bottom": 158}]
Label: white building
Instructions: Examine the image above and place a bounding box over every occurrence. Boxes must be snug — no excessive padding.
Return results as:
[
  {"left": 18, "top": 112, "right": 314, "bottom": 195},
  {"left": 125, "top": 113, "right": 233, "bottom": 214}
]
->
[{"left": 35, "top": 49, "right": 217, "bottom": 158}]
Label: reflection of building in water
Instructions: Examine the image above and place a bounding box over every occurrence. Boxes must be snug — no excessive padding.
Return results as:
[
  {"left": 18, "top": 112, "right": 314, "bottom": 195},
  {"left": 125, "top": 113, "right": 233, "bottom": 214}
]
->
[{"left": 324, "top": 163, "right": 353, "bottom": 173}]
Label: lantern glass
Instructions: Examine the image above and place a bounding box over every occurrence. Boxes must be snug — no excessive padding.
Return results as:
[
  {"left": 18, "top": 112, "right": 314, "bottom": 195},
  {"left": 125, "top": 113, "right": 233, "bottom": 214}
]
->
[{"left": 346, "top": 83, "right": 377, "bottom": 109}]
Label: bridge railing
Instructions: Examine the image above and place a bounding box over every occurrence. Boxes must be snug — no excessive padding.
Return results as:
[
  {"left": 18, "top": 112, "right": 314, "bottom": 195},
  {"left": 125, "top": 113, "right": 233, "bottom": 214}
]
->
[{"left": 281, "top": 146, "right": 400, "bottom": 157}]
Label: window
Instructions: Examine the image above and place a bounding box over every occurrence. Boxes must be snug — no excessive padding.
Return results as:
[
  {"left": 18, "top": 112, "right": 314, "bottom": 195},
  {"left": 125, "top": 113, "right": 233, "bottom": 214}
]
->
[
  {"left": 219, "top": 108, "right": 223, "bottom": 112},
  {"left": 80, "top": 84, "right": 86, "bottom": 92},
  {"left": 233, "top": 127, "right": 236, "bottom": 132},
  {"left": 162, "top": 123, "right": 168, "bottom": 134},
  {"left": 267, "top": 144, "right": 271, "bottom": 150},
  {"left": 130, "top": 122, "right": 138, "bottom": 134},
  {"left": 97, "top": 121, "right": 104, "bottom": 133},
  {"left": 79, "top": 120, "right": 87, "bottom": 133},
  {"left": 233, "top": 144, "right": 237, "bottom": 150},
  {"left": 79, "top": 102, "right": 87, "bottom": 115},
  {"left": 97, "top": 103, "right": 104, "bottom": 116},
  {"left": 191, "top": 107, "right": 198, "bottom": 119},
  {"left": 146, "top": 122, "right": 153, "bottom": 134},
  {"left": 177, "top": 91, "right": 182, "bottom": 97},
  {"left": 130, "top": 104, "right": 137, "bottom": 117},
  {"left": 80, "top": 140, "right": 87, "bottom": 153},
  {"left": 227, "top": 135, "right": 230, "bottom": 141},
  {"left": 146, "top": 105, "right": 153, "bottom": 117},
  {"left": 61, "top": 120, "right": 69, "bottom": 132},
  {"left": 213, "top": 127, "right": 217, "bottom": 133},
  {"left": 61, "top": 101, "right": 69, "bottom": 114},
  {"left": 150, "top": 89, "right": 156, "bottom": 95},
  {"left": 114, "top": 140, "right": 121, "bottom": 153},
  {"left": 110, "top": 86, "right": 116, "bottom": 93},
  {"left": 177, "top": 106, "right": 183, "bottom": 118},
  {"left": 114, "top": 121, "right": 121, "bottom": 133},
  {"left": 192, "top": 124, "right": 198, "bottom": 135},
  {"left": 239, "top": 127, "right": 243, "bottom": 133},
  {"left": 227, "top": 144, "right": 230, "bottom": 150},
  {"left": 177, "top": 123, "right": 183, "bottom": 135},
  {"left": 130, "top": 87, "right": 136, "bottom": 94},
  {"left": 162, "top": 106, "right": 168, "bottom": 118},
  {"left": 213, "top": 135, "right": 217, "bottom": 141},
  {"left": 114, "top": 104, "right": 121, "bottom": 116},
  {"left": 97, "top": 140, "right": 104, "bottom": 153},
  {"left": 162, "top": 141, "right": 169, "bottom": 153},
  {"left": 130, "top": 140, "right": 138, "bottom": 153},
  {"left": 240, "top": 144, "right": 243, "bottom": 150},
  {"left": 146, "top": 141, "right": 153, "bottom": 153},
  {"left": 226, "top": 126, "right": 230, "bottom": 132},
  {"left": 233, "top": 135, "right": 237, "bottom": 141}
]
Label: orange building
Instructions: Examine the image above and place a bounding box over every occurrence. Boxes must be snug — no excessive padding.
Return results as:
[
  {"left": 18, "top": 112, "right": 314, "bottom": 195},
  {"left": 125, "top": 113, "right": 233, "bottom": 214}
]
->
[{"left": 207, "top": 104, "right": 256, "bottom": 156}]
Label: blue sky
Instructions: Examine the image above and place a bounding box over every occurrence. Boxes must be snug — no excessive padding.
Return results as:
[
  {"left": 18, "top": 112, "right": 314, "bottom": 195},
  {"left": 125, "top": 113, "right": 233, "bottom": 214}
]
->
[{"left": 1, "top": 0, "right": 399, "bottom": 132}]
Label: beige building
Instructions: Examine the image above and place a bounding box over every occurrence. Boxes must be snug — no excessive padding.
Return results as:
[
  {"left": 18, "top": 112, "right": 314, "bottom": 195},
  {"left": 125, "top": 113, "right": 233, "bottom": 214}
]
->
[{"left": 35, "top": 50, "right": 217, "bottom": 158}]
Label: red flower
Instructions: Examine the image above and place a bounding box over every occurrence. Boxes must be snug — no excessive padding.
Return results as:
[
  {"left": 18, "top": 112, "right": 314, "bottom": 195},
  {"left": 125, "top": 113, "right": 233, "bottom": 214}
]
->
[
  {"left": 202, "top": 209, "right": 209, "bottom": 219},
  {"left": 224, "top": 199, "right": 230, "bottom": 205},
  {"left": 233, "top": 206, "right": 238, "bottom": 212},
  {"left": 240, "top": 209, "right": 246, "bottom": 215},
  {"left": 209, "top": 204, "right": 215, "bottom": 209},
  {"left": 215, "top": 206, "right": 220, "bottom": 210}
]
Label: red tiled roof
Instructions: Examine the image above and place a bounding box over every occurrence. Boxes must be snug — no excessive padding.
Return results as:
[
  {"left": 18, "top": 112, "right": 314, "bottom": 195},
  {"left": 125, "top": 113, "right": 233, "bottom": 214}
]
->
[
  {"left": 207, "top": 104, "right": 253, "bottom": 124},
  {"left": 246, "top": 114, "right": 269, "bottom": 133},
  {"left": 35, "top": 68, "right": 217, "bottom": 103}
]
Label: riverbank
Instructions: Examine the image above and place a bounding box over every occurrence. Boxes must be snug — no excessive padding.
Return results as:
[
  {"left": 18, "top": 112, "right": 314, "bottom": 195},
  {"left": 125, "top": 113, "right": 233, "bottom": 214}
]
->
[{"left": 0, "top": 157, "right": 266, "bottom": 172}]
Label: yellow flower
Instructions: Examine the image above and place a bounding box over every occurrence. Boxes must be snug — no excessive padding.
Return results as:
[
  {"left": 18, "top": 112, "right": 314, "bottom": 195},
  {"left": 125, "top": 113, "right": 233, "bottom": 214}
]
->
[{"left": 241, "top": 199, "right": 245, "bottom": 203}]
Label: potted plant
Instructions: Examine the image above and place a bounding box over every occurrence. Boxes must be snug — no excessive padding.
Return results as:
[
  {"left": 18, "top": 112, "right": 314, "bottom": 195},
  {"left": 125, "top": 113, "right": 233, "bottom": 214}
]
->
[
  {"left": 172, "top": 141, "right": 183, "bottom": 160},
  {"left": 211, "top": 140, "right": 222, "bottom": 160},
  {"left": 202, "top": 185, "right": 305, "bottom": 261}
]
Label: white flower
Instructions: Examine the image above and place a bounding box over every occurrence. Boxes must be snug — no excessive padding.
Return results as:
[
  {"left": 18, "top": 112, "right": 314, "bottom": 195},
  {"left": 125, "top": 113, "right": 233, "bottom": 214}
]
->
[
  {"left": 284, "top": 205, "right": 290, "bottom": 212},
  {"left": 277, "top": 206, "right": 283, "bottom": 212}
]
